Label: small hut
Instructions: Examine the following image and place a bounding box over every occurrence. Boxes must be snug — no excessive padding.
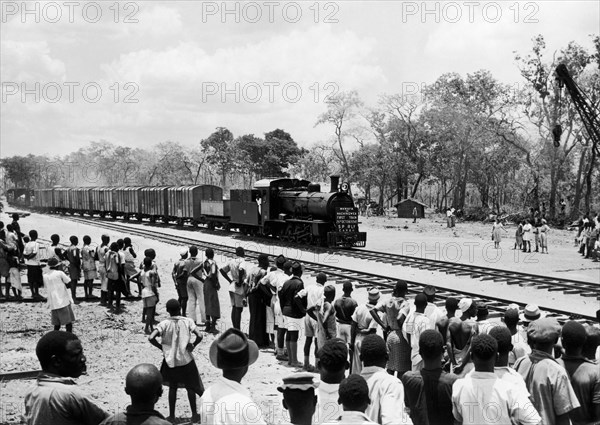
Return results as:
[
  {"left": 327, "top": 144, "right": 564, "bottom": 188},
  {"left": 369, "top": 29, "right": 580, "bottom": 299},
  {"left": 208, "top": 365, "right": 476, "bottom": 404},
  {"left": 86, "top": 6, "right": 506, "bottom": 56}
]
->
[{"left": 394, "top": 198, "right": 427, "bottom": 219}]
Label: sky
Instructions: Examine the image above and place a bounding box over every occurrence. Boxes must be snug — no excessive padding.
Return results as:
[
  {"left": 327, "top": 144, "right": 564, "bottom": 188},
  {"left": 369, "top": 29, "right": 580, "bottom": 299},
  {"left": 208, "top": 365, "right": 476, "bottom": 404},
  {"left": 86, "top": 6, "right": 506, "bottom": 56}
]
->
[{"left": 1, "top": 0, "right": 598, "bottom": 157}]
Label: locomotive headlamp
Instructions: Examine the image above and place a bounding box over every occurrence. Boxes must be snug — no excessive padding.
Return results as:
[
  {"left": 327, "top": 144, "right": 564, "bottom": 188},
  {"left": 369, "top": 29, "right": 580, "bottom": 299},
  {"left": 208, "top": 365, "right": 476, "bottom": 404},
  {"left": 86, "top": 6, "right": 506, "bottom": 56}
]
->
[{"left": 340, "top": 182, "right": 349, "bottom": 193}]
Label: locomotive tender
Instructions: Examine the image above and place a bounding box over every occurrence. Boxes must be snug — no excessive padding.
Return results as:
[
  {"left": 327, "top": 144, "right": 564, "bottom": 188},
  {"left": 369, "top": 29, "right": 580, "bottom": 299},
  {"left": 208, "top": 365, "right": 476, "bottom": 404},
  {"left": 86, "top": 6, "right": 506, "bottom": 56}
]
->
[{"left": 30, "top": 176, "right": 367, "bottom": 248}]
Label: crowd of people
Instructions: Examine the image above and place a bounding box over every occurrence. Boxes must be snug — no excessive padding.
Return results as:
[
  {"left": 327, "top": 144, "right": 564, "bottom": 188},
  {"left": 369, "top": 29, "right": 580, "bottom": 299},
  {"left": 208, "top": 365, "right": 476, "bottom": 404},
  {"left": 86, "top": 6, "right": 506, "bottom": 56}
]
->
[
  {"left": 5, "top": 210, "right": 600, "bottom": 424},
  {"left": 576, "top": 213, "right": 600, "bottom": 261},
  {"left": 22, "top": 290, "right": 600, "bottom": 425}
]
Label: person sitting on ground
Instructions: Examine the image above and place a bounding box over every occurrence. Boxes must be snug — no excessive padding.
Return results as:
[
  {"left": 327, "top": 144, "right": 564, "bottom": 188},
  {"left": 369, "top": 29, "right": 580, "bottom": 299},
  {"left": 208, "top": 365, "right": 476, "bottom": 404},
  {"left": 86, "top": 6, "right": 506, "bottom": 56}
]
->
[
  {"left": 359, "top": 334, "right": 412, "bottom": 425},
  {"left": 323, "top": 374, "right": 378, "bottom": 425},
  {"left": 24, "top": 331, "right": 109, "bottom": 425},
  {"left": 99, "top": 363, "right": 171, "bottom": 425},
  {"left": 557, "top": 321, "right": 600, "bottom": 425},
  {"left": 402, "top": 330, "right": 458, "bottom": 425},
  {"left": 514, "top": 318, "right": 580, "bottom": 425},
  {"left": 43, "top": 257, "right": 76, "bottom": 332},
  {"left": 148, "top": 299, "right": 204, "bottom": 423},
  {"left": 278, "top": 372, "right": 319, "bottom": 425},
  {"left": 200, "top": 328, "right": 266, "bottom": 425},
  {"left": 452, "top": 333, "right": 541, "bottom": 425},
  {"left": 314, "top": 338, "right": 349, "bottom": 424}
]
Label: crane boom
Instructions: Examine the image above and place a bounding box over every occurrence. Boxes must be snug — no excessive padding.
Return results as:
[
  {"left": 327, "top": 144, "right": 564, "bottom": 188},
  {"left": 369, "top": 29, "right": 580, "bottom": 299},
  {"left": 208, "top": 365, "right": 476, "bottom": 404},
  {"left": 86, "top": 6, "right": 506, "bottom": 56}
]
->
[{"left": 555, "top": 64, "right": 600, "bottom": 155}]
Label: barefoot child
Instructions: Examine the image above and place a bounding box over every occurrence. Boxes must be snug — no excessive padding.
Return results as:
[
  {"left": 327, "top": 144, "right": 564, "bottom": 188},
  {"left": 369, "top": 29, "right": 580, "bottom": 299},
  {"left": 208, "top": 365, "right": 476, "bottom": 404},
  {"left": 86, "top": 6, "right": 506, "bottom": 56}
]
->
[
  {"left": 141, "top": 257, "right": 159, "bottom": 334},
  {"left": 81, "top": 235, "right": 97, "bottom": 299},
  {"left": 316, "top": 285, "right": 337, "bottom": 364},
  {"left": 66, "top": 236, "right": 81, "bottom": 302}
]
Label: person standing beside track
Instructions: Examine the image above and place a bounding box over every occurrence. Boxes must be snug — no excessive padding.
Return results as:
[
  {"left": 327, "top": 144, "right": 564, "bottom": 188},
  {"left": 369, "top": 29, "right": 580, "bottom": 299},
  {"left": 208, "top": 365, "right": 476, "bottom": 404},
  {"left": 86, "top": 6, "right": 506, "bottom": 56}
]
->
[
  {"left": 96, "top": 235, "right": 110, "bottom": 306},
  {"left": 280, "top": 262, "right": 306, "bottom": 368},
  {"left": 66, "top": 236, "right": 81, "bottom": 303},
  {"left": 220, "top": 246, "right": 249, "bottom": 331},
  {"left": 81, "top": 235, "right": 97, "bottom": 300},
  {"left": 260, "top": 254, "right": 289, "bottom": 360},
  {"left": 105, "top": 242, "right": 126, "bottom": 312},
  {"left": 23, "top": 229, "right": 43, "bottom": 300},
  {"left": 185, "top": 245, "right": 205, "bottom": 328}
]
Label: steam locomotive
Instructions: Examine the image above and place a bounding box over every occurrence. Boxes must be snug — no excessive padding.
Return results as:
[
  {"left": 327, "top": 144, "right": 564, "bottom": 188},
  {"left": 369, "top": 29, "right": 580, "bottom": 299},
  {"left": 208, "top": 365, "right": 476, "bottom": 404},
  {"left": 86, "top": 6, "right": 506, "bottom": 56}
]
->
[{"left": 29, "top": 176, "right": 367, "bottom": 248}]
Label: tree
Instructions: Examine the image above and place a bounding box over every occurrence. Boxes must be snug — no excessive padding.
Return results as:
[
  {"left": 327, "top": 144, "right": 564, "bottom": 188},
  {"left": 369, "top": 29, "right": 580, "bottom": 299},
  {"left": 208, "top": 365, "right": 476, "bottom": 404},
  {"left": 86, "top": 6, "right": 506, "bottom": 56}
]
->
[
  {"left": 315, "top": 90, "right": 364, "bottom": 193},
  {"left": 514, "top": 35, "right": 598, "bottom": 219},
  {"left": 201, "top": 127, "right": 235, "bottom": 189}
]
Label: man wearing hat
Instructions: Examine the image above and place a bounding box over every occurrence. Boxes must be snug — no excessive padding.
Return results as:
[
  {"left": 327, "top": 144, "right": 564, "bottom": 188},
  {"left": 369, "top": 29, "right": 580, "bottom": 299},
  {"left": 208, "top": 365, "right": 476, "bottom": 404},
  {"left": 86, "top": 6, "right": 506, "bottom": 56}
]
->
[
  {"left": 43, "top": 257, "right": 76, "bottom": 332},
  {"left": 171, "top": 247, "right": 189, "bottom": 317},
  {"left": 278, "top": 372, "right": 319, "bottom": 425},
  {"left": 350, "top": 287, "right": 380, "bottom": 374},
  {"left": 260, "top": 254, "right": 290, "bottom": 360},
  {"left": 514, "top": 318, "right": 580, "bottom": 425},
  {"left": 200, "top": 328, "right": 266, "bottom": 425},
  {"left": 220, "top": 246, "right": 249, "bottom": 330},
  {"left": 520, "top": 304, "right": 544, "bottom": 325},
  {"left": 149, "top": 299, "right": 205, "bottom": 423}
]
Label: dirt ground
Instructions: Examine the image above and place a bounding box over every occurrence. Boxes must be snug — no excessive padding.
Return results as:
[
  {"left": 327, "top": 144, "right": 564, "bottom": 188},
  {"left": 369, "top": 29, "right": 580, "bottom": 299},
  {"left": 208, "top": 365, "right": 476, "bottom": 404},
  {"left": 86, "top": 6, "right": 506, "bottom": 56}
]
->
[{"left": 0, "top": 209, "right": 598, "bottom": 424}]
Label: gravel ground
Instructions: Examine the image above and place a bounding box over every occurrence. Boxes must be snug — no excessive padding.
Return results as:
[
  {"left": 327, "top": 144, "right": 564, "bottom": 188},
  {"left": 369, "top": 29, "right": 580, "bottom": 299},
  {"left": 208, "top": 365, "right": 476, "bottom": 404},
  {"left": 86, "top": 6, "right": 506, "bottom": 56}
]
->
[{"left": 0, "top": 209, "right": 598, "bottom": 424}]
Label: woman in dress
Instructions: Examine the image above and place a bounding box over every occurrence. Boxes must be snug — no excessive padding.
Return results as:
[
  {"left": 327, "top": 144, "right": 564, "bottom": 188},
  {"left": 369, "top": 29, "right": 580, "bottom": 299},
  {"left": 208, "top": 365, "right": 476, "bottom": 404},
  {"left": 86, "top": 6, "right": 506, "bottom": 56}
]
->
[
  {"left": 491, "top": 218, "right": 508, "bottom": 249},
  {"left": 196, "top": 248, "right": 221, "bottom": 334},
  {"left": 369, "top": 280, "right": 412, "bottom": 377},
  {"left": 246, "top": 254, "right": 270, "bottom": 348},
  {"left": 539, "top": 219, "right": 550, "bottom": 254},
  {"left": 513, "top": 221, "right": 524, "bottom": 250}
]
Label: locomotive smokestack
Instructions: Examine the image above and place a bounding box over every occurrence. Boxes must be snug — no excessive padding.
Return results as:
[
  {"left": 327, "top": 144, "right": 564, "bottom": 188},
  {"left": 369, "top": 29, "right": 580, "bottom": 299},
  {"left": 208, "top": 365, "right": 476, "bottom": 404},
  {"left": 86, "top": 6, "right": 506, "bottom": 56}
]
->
[{"left": 330, "top": 175, "right": 340, "bottom": 193}]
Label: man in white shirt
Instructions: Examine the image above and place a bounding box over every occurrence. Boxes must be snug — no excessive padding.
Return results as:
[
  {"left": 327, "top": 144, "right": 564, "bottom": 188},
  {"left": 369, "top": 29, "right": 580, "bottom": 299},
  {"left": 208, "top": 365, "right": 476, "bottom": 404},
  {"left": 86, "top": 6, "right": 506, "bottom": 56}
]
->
[
  {"left": 452, "top": 334, "right": 541, "bottom": 425},
  {"left": 260, "top": 255, "right": 290, "bottom": 360},
  {"left": 359, "top": 334, "right": 413, "bottom": 425},
  {"left": 24, "top": 229, "right": 43, "bottom": 299},
  {"left": 43, "top": 257, "right": 75, "bottom": 332},
  {"left": 200, "top": 328, "right": 266, "bottom": 425},
  {"left": 220, "top": 247, "right": 249, "bottom": 330},
  {"left": 297, "top": 272, "right": 327, "bottom": 372},
  {"left": 403, "top": 294, "right": 433, "bottom": 372}
]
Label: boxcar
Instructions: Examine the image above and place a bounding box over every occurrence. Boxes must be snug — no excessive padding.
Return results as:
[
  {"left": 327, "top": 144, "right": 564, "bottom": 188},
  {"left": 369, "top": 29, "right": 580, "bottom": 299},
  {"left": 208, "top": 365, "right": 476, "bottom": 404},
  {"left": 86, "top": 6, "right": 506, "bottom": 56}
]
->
[
  {"left": 33, "top": 188, "right": 53, "bottom": 212},
  {"left": 114, "top": 186, "right": 143, "bottom": 220},
  {"left": 72, "top": 187, "right": 93, "bottom": 216},
  {"left": 90, "top": 187, "right": 114, "bottom": 217},
  {"left": 54, "top": 187, "right": 72, "bottom": 214},
  {"left": 141, "top": 187, "right": 169, "bottom": 222}
]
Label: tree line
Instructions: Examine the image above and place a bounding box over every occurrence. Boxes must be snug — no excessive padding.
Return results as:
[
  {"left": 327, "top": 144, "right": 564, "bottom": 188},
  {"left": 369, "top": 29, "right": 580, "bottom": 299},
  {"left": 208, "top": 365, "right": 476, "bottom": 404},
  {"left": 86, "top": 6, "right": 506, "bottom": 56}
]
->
[{"left": 1, "top": 35, "right": 598, "bottom": 221}]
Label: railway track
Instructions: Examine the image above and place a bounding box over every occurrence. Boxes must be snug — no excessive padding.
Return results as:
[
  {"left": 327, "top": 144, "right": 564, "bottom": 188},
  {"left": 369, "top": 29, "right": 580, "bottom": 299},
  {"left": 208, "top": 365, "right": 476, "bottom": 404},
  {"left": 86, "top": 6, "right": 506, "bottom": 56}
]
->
[
  {"left": 50, "top": 216, "right": 597, "bottom": 323},
  {"left": 58, "top": 214, "right": 600, "bottom": 299}
]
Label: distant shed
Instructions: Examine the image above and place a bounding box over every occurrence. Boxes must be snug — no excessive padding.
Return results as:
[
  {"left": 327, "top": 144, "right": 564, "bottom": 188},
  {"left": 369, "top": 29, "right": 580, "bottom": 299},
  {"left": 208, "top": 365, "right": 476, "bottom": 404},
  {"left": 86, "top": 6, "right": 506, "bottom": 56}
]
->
[{"left": 394, "top": 198, "right": 428, "bottom": 218}]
